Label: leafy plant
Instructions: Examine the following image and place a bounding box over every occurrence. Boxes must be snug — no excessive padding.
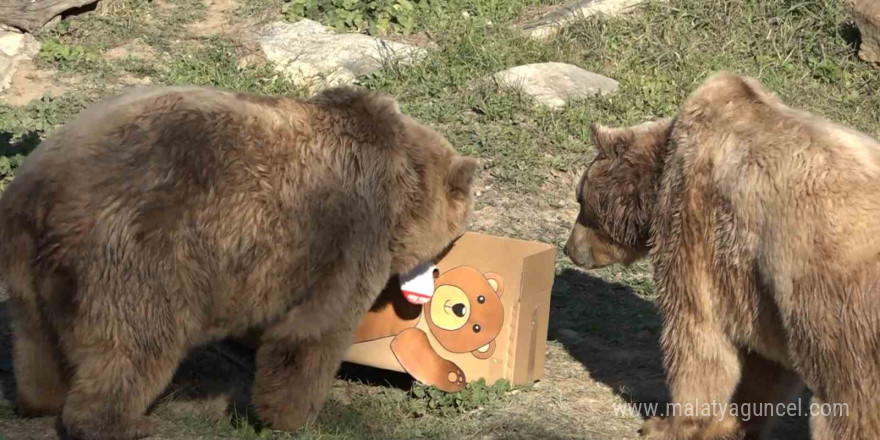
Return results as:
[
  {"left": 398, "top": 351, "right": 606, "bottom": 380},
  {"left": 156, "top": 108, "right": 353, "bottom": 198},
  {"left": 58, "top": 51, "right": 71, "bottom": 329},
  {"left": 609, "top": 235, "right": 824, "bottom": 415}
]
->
[
  {"left": 39, "top": 39, "right": 99, "bottom": 68},
  {"left": 160, "top": 37, "right": 308, "bottom": 96},
  {"left": 0, "top": 133, "right": 39, "bottom": 191},
  {"left": 407, "top": 378, "right": 513, "bottom": 416},
  {"left": 37, "top": 18, "right": 99, "bottom": 69},
  {"left": 0, "top": 154, "right": 26, "bottom": 191},
  {"left": 281, "top": 0, "right": 425, "bottom": 35},
  {"left": 0, "top": 94, "right": 94, "bottom": 192}
]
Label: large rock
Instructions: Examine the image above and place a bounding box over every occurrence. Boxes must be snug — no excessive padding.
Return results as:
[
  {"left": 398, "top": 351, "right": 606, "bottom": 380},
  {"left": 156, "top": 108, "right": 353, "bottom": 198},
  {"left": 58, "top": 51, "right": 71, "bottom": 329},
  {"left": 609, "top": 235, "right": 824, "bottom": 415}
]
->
[
  {"left": 515, "top": 0, "right": 661, "bottom": 41},
  {"left": 0, "top": 0, "right": 99, "bottom": 34},
  {"left": 493, "top": 62, "right": 618, "bottom": 110},
  {"left": 257, "top": 19, "right": 426, "bottom": 92},
  {"left": 854, "top": 0, "right": 880, "bottom": 64},
  {"left": 0, "top": 30, "right": 40, "bottom": 93}
]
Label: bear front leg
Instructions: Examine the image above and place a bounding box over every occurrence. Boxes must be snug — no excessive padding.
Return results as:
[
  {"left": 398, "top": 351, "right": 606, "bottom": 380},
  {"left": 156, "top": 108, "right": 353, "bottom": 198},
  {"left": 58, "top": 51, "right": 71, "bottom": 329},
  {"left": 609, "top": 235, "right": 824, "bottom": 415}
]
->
[
  {"left": 641, "top": 315, "right": 743, "bottom": 440},
  {"left": 252, "top": 328, "right": 352, "bottom": 433}
]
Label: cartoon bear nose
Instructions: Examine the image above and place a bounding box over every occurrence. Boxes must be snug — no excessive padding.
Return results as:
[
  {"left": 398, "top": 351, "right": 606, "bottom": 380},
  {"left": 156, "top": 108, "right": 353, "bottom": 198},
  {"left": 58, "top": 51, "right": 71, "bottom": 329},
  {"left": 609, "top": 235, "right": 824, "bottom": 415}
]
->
[{"left": 452, "top": 303, "right": 467, "bottom": 317}]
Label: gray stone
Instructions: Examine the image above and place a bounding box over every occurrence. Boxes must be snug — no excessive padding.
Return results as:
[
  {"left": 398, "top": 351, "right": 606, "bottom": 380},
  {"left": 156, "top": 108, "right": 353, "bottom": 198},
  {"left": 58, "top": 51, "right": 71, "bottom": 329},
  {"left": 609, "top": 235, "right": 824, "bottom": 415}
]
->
[
  {"left": 1, "top": 0, "right": 99, "bottom": 34},
  {"left": 0, "top": 30, "right": 40, "bottom": 93},
  {"left": 256, "top": 19, "right": 426, "bottom": 92},
  {"left": 493, "top": 62, "right": 618, "bottom": 110},
  {"left": 0, "top": 54, "right": 12, "bottom": 93},
  {"left": 854, "top": 0, "right": 880, "bottom": 64},
  {"left": 515, "top": 0, "right": 662, "bottom": 41}
]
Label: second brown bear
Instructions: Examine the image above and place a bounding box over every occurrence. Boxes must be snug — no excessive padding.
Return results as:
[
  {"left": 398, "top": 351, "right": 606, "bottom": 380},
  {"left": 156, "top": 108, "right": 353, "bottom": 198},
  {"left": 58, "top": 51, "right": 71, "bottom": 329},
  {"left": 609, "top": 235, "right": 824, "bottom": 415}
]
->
[{"left": 565, "top": 72, "right": 880, "bottom": 440}]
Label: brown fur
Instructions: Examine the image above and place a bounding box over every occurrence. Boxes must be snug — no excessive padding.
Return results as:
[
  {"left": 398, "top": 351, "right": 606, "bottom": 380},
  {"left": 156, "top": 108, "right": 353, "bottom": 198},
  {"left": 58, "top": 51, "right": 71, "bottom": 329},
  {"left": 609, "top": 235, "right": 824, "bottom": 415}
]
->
[
  {"left": 0, "top": 85, "right": 478, "bottom": 440},
  {"left": 565, "top": 72, "right": 880, "bottom": 440}
]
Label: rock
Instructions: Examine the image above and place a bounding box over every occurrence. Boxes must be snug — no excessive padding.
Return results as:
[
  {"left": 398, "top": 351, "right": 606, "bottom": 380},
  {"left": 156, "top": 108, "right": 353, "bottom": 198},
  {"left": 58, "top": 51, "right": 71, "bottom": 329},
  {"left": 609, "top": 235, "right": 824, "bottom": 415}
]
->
[
  {"left": 0, "top": 30, "right": 40, "bottom": 93},
  {"left": 256, "top": 19, "right": 426, "bottom": 92},
  {"left": 515, "top": 0, "right": 662, "bottom": 41},
  {"left": 493, "top": 62, "right": 618, "bottom": 110},
  {"left": 853, "top": 0, "right": 880, "bottom": 64},
  {"left": 42, "top": 15, "right": 63, "bottom": 32},
  {"left": 0, "top": 0, "right": 99, "bottom": 34},
  {"left": 0, "top": 55, "right": 12, "bottom": 90}
]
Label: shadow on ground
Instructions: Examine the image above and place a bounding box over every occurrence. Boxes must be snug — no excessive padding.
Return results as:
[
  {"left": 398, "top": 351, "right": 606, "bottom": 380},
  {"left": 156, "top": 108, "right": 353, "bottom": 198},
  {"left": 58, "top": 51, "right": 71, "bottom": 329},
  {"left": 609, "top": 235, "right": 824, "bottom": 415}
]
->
[
  {"left": 0, "top": 131, "right": 42, "bottom": 157},
  {"left": 549, "top": 267, "right": 811, "bottom": 439},
  {"left": 549, "top": 268, "right": 667, "bottom": 407},
  {"left": 0, "top": 267, "right": 812, "bottom": 439},
  {"left": 0, "top": 294, "right": 421, "bottom": 439}
]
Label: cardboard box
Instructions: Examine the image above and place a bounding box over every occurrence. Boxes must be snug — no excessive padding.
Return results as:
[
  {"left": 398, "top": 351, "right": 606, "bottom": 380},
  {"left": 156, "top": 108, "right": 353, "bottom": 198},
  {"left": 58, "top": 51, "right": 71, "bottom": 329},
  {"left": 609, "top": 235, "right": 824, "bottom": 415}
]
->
[{"left": 345, "top": 232, "right": 556, "bottom": 392}]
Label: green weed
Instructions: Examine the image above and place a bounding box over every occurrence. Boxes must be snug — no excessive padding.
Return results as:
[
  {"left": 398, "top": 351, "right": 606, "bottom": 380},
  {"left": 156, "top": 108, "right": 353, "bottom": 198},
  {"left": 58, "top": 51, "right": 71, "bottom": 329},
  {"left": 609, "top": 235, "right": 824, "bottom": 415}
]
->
[
  {"left": 0, "top": 93, "right": 97, "bottom": 188},
  {"left": 282, "top": 0, "right": 421, "bottom": 35},
  {"left": 159, "top": 37, "right": 309, "bottom": 96},
  {"left": 407, "top": 378, "right": 513, "bottom": 416}
]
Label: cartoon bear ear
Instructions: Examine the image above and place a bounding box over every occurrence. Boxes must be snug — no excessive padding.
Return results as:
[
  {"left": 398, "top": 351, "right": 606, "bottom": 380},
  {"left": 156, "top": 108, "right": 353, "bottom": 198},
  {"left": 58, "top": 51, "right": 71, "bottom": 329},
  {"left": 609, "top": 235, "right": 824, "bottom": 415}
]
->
[
  {"left": 447, "top": 156, "right": 479, "bottom": 198},
  {"left": 483, "top": 272, "right": 504, "bottom": 297}
]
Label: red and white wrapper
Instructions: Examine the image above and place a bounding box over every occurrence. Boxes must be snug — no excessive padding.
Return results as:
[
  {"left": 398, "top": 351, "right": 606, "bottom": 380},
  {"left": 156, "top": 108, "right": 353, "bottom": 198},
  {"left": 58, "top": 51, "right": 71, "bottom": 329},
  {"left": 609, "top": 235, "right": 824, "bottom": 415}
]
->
[{"left": 399, "top": 262, "right": 437, "bottom": 305}]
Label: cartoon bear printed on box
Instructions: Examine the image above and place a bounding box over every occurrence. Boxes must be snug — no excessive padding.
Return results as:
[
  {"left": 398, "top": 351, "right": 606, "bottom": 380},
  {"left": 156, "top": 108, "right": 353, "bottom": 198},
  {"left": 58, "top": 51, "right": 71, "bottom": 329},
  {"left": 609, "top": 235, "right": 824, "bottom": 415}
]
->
[{"left": 351, "top": 266, "right": 504, "bottom": 392}]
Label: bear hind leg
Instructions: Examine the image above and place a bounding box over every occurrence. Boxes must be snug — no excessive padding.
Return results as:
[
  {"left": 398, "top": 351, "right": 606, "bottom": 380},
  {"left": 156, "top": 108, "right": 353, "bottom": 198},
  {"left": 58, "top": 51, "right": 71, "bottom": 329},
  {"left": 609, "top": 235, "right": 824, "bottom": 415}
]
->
[
  {"left": 60, "top": 318, "right": 187, "bottom": 440},
  {"left": 732, "top": 351, "right": 803, "bottom": 440},
  {"left": 12, "top": 308, "right": 68, "bottom": 418}
]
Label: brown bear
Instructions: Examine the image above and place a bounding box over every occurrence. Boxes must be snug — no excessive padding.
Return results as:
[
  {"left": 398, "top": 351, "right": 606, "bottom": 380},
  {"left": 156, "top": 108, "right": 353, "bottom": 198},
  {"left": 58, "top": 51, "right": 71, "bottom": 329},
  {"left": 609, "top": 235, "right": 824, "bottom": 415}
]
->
[
  {"left": 564, "top": 71, "right": 880, "bottom": 440},
  {"left": 0, "top": 84, "right": 478, "bottom": 440},
  {"left": 351, "top": 266, "right": 505, "bottom": 392}
]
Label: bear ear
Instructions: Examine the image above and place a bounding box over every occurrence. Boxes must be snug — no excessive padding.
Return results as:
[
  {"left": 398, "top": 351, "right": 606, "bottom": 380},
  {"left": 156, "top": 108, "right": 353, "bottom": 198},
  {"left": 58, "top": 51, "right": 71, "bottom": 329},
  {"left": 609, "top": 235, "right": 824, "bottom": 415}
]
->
[
  {"left": 590, "top": 122, "right": 629, "bottom": 157},
  {"left": 591, "top": 120, "right": 674, "bottom": 158},
  {"left": 483, "top": 272, "right": 504, "bottom": 297},
  {"left": 447, "top": 156, "right": 479, "bottom": 198},
  {"left": 366, "top": 93, "right": 402, "bottom": 120}
]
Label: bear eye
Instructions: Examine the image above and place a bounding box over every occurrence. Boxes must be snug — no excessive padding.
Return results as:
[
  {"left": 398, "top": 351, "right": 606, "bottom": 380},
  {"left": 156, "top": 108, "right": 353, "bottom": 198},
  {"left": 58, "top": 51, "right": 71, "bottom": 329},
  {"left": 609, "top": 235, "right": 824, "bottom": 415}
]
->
[
  {"left": 473, "top": 324, "right": 481, "bottom": 333},
  {"left": 477, "top": 295, "right": 485, "bottom": 304},
  {"left": 452, "top": 303, "right": 467, "bottom": 317}
]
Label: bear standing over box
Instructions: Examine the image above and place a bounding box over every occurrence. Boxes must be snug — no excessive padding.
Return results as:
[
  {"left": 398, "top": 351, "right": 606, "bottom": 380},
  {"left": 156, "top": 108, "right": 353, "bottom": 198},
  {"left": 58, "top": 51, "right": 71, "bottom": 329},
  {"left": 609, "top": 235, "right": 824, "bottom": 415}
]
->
[{"left": 0, "top": 85, "right": 477, "bottom": 440}]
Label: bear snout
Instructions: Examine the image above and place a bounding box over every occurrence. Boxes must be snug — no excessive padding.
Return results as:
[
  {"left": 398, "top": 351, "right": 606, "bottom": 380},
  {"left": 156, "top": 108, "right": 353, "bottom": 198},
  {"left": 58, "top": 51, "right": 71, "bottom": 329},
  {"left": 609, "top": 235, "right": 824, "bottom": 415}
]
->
[{"left": 564, "top": 224, "right": 593, "bottom": 268}]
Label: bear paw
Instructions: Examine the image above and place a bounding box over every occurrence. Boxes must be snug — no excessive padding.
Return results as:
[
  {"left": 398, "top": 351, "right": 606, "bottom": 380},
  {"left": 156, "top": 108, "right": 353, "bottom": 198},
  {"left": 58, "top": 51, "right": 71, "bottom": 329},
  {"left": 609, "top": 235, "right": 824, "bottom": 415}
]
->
[
  {"left": 63, "top": 415, "right": 158, "bottom": 440},
  {"left": 640, "top": 416, "right": 742, "bottom": 440},
  {"left": 446, "top": 367, "right": 466, "bottom": 388}
]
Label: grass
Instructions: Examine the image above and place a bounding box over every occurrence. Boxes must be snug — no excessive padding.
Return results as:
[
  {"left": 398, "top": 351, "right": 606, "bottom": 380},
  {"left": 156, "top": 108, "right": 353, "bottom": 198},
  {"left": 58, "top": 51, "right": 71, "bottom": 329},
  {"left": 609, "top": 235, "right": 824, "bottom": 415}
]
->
[
  {"left": 0, "top": 0, "right": 877, "bottom": 438},
  {"left": 158, "top": 36, "right": 310, "bottom": 95}
]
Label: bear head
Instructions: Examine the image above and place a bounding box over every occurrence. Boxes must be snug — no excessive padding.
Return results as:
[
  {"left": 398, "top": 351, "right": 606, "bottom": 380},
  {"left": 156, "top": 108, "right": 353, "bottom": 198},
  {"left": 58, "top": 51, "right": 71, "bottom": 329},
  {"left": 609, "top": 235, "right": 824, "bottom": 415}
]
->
[
  {"left": 425, "top": 266, "right": 504, "bottom": 359},
  {"left": 308, "top": 86, "right": 480, "bottom": 276},
  {"left": 565, "top": 118, "right": 674, "bottom": 269}
]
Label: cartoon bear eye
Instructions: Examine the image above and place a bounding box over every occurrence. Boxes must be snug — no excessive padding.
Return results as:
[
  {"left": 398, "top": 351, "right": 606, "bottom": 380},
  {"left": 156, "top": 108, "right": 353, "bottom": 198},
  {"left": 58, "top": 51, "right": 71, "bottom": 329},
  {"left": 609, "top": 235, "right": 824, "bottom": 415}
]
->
[
  {"left": 452, "top": 303, "right": 467, "bottom": 317},
  {"left": 477, "top": 295, "right": 485, "bottom": 304},
  {"left": 473, "top": 324, "right": 481, "bottom": 333}
]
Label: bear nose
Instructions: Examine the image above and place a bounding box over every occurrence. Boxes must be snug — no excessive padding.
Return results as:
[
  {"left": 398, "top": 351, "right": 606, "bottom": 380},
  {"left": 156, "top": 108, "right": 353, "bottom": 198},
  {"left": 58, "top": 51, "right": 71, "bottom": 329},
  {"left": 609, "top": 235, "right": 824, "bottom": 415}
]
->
[
  {"left": 452, "top": 303, "right": 467, "bottom": 317},
  {"left": 564, "top": 241, "right": 580, "bottom": 265}
]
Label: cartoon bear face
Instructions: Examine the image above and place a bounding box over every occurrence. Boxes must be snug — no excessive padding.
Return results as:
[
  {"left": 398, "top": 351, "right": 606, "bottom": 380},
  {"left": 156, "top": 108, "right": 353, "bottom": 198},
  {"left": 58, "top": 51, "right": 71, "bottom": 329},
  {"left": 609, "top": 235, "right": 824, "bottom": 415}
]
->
[{"left": 425, "top": 266, "right": 504, "bottom": 359}]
